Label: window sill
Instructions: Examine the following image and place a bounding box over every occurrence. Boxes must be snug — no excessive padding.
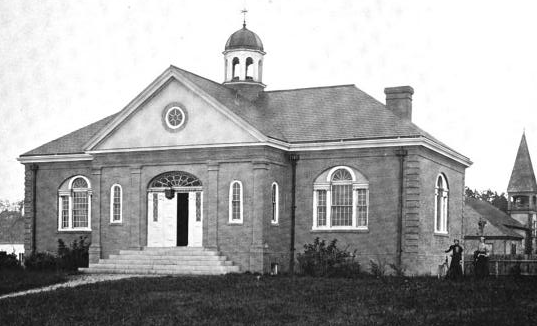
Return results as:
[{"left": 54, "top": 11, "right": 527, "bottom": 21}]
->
[
  {"left": 434, "top": 232, "right": 449, "bottom": 237},
  {"left": 109, "top": 222, "right": 123, "bottom": 226},
  {"left": 57, "top": 229, "right": 92, "bottom": 233},
  {"left": 311, "top": 228, "right": 369, "bottom": 233},
  {"left": 271, "top": 222, "right": 279, "bottom": 226},
  {"left": 227, "top": 222, "right": 243, "bottom": 226}
]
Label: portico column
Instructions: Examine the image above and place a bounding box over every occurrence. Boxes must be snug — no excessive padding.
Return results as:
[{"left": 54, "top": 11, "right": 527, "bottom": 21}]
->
[
  {"left": 206, "top": 162, "right": 219, "bottom": 249},
  {"left": 250, "top": 160, "right": 270, "bottom": 272},
  {"left": 129, "top": 166, "right": 142, "bottom": 249},
  {"left": 88, "top": 168, "right": 102, "bottom": 263}
]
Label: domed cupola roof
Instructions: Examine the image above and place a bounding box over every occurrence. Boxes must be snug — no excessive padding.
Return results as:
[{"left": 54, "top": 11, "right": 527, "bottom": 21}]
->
[{"left": 225, "top": 25, "right": 264, "bottom": 51}]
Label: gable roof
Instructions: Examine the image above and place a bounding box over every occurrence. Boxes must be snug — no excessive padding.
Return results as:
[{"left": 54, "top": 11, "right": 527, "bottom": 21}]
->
[
  {"left": 22, "top": 114, "right": 118, "bottom": 156},
  {"left": 465, "top": 198, "right": 526, "bottom": 239},
  {"left": 507, "top": 133, "right": 537, "bottom": 193},
  {"left": 20, "top": 65, "right": 470, "bottom": 165}
]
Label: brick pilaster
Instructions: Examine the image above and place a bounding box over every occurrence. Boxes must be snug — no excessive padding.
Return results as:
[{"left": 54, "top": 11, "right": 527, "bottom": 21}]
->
[
  {"left": 206, "top": 162, "right": 219, "bottom": 249},
  {"left": 88, "top": 168, "right": 102, "bottom": 263}
]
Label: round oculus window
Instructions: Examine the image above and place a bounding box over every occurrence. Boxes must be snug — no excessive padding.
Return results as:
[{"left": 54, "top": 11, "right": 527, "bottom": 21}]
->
[{"left": 165, "top": 106, "right": 185, "bottom": 129}]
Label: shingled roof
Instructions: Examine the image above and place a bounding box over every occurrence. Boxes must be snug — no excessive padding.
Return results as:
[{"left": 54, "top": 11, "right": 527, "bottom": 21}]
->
[
  {"left": 507, "top": 133, "right": 537, "bottom": 193},
  {"left": 21, "top": 66, "right": 459, "bottom": 157},
  {"left": 465, "top": 198, "right": 526, "bottom": 239}
]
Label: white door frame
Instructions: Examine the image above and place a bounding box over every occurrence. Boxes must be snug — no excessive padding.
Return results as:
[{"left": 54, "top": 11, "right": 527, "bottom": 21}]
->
[{"left": 147, "top": 188, "right": 203, "bottom": 247}]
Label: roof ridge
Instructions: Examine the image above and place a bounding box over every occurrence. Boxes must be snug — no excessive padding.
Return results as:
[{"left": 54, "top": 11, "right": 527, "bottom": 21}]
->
[{"left": 265, "top": 84, "right": 356, "bottom": 93}]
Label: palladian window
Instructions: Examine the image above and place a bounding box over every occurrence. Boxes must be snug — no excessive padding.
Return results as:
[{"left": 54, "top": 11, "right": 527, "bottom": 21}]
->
[
  {"left": 434, "top": 174, "right": 449, "bottom": 233},
  {"left": 313, "top": 166, "right": 369, "bottom": 230},
  {"left": 58, "top": 176, "right": 92, "bottom": 231}
]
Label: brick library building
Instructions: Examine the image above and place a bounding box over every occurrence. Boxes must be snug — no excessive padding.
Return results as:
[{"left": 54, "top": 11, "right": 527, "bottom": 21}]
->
[{"left": 18, "top": 22, "right": 472, "bottom": 275}]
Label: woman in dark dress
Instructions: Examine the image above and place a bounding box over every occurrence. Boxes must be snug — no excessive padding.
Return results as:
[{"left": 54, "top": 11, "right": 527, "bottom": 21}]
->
[
  {"left": 474, "top": 237, "right": 489, "bottom": 279},
  {"left": 445, "top": 239, "right": 463, "bottom": 279}
]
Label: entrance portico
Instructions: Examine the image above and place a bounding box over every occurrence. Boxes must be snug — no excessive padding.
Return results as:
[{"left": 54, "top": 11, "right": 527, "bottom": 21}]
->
[{"left": 146, "top": 171, "right": 203, "bottom": 248}]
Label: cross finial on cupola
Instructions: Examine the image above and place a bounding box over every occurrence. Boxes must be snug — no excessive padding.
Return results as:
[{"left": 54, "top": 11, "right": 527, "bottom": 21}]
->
[{"left": 241, "top": 8, "right": 248, "bottom": 28}]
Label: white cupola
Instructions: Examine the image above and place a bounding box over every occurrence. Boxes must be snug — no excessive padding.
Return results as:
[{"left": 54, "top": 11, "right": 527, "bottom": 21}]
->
[{"left": 223, "top": 21, "right": 266, "bottom": 100}]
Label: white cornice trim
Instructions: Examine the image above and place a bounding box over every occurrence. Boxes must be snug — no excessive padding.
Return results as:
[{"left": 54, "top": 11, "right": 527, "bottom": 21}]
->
[
  {"left": 83, "top": 67, "right": 268, "bottom": 151},
  {"left": 17, "top": 154, "right": 93, "bottom": 163},
  {"left": 87, "top": 142, "right": 270, "bottom": 154},
  {"left": 269, "top": 137, "right": 472, "bottom": 167},
  {"left": 19, "top": 136, "right": 472, "bottom": 167}
]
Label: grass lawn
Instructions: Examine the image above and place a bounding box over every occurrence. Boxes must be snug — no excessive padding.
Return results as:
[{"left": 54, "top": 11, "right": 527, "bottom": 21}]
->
[
  {"left": 0, "top": 270, "right": 67, "bottom": 296},
  {"left": 0, "top": 274, "right": 536, "bottom": 325}
]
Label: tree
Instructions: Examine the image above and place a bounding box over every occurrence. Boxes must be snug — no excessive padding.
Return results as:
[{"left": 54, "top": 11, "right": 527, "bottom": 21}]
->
[{"left": 464, "top": 187, "right": 508, "bottom": 213}]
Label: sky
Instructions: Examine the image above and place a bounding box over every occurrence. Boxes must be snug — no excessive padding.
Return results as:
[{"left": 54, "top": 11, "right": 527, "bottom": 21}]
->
[{"left": 1, "top": 0, "right": 537, "bottom": 201}]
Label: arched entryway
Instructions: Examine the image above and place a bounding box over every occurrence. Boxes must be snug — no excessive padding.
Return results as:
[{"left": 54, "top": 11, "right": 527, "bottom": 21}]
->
[{"left": 147, "top": 171, "right": 203, "bottom": 247}]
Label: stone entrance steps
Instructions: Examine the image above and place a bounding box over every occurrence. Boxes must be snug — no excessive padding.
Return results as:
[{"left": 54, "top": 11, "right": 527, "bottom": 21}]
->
[{"left": 79, "top": 247, "right": 240, "bottom": 275}]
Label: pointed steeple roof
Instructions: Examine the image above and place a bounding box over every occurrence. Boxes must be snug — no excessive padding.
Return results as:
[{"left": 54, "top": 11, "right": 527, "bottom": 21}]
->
[{"left": 508, "top": 132, "right": 537, "bottom": 193}]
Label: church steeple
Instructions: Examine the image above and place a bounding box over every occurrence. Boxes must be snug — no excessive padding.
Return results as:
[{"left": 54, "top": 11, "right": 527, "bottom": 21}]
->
[
  {"left": 508, "top": 132, "right": 537, "bottom": 193},
  {"left": 223, "top": 11, "right": 266, "bottom": 101}
]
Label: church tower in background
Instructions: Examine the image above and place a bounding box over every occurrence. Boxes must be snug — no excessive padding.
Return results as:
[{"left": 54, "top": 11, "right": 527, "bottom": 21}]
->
[{"left": 507, "top": 132, "right": 537, "bottom": 253}]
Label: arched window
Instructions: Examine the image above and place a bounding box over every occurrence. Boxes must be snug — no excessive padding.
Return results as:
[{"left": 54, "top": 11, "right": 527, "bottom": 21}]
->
[
  {"left": 434, "top": 174, "right": 449, "bottom": 233},
  {"left": 110, "top": 184, "right": 122, "bottom": 223},
  {"left": 58, "top": 176, "right": 92, "bottom": 231},
  {"left": 271, "top": 182, "right": 279, "bottom": 224},
  {"left": 245, "top": 57, "right": 254, "bottom": 80},
  {"left": 229, "top": 180, "right": 243, "bottom": 223},
  {"left": 232, "top": 57, "right": 240, "bottom": 80},
  {"left": 313, "top": 166, "right": 369, "bottom": 230}
]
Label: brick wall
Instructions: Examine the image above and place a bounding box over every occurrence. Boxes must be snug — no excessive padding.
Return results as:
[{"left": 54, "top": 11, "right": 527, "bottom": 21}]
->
[{"left": 23, "top": 144, "right": 467, "bottom": 275}]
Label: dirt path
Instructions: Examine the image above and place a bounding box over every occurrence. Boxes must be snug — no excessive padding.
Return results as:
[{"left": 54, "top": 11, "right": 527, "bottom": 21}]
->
[{"left": 0, "top": 274, "right": 158, "bottom": 300}]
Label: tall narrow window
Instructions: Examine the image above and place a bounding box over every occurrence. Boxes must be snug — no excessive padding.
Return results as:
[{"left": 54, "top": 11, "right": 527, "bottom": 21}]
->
[
  {"left": 110, "top": 184, "right": 122, "bottom": 223},
  {"left": 196, "top": 192, "right": 202, "bottom": 222},
  {"left": 57, "top": 176, "right": 91, "bottom": 231},
  {"left": 152, "top": 193, "right": 159, "bottom": 222},
  {"left": 229, "top": 181, "right": 243, "bottom": 223},
  {"left": 317, "top": 190, "right": 327, "bottom": 227},
  {"left": 60, "top": 195, "right": 69, "bottom": 229},
  {"left": 356, "top": 189, "right": 368, "bottom": 227},
  {"left": 313, "top": 166, "right": 369, "bottom": 230},
  {"left": 434, "top": 174, "right": 449, "bottom": 233},
  {"left": 271, "top": 182, "right": 279, "bottom": 224}
]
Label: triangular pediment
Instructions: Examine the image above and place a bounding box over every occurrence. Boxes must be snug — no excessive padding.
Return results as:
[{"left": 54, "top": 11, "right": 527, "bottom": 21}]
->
[{"left": 88, "top": 67, "right": 266, "bottom": 152}]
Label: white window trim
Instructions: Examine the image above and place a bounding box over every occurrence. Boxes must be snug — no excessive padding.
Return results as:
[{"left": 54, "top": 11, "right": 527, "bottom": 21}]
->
[
  {"left": 58, "top": 175, "right": 92, "bottom": 232},
  {"left": 271, "top": 182, "right": 279, "bottom": 225},
  {"left": 434, "top": 174, "right": 449, "bottom": 234},
  {"left": 312, "top": 167, "right": 369, "bottom": 231},
  {"left": 110, "top": 184, "right": 123, "bottom": 224},
  {"left": 228, "top": 180, "right": 243, "bottom": 224}
]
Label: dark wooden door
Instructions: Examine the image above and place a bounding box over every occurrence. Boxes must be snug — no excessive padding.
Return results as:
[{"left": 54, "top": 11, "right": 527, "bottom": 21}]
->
[{"left": 177, "top": 193, "right": 189, "bottom": 246}]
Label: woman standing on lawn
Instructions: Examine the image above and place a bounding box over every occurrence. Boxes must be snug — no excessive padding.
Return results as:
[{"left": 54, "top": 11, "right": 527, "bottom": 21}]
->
[
  {"left": 445, "top": 239, "right": 463, "bottom": 279},
  {"left": 474, "top": 236, "right": 489, "bottom": 279}
]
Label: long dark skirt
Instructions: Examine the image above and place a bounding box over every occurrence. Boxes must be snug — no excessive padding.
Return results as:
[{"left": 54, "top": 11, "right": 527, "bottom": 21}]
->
[
  {"left": 447, "top": 260, "right": 463, "bottom": 279},
  {"left": 475, "top": 256, "right": 489, "bottom": 278}
]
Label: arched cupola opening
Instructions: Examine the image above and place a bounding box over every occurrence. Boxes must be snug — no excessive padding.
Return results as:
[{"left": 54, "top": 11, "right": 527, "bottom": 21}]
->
[
  {"left": 245, "top": 57, "right": 254, "bottom": 80},
  {"left": 232, "top": 57, "right": 240, "bottom": 80}
]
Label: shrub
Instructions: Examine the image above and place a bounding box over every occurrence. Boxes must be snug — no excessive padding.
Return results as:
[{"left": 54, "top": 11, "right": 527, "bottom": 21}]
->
[
  {"left": 25, "top": 252, "right": 59, "bottom": 271},
  {"left": 0, "top": 251, "right": 22, "bottom": 270},
  {"left": 389, "top": 263, "right": 406, "bottom": 277},
  {"left": 57, "top": 237, "right": 90, "bottom": 271},
  {"left": 369, "top": 257, "right": 387, "bottom": 278},
  {"left": 297, "top": 238, "right": 359, "bottom": 277}
]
